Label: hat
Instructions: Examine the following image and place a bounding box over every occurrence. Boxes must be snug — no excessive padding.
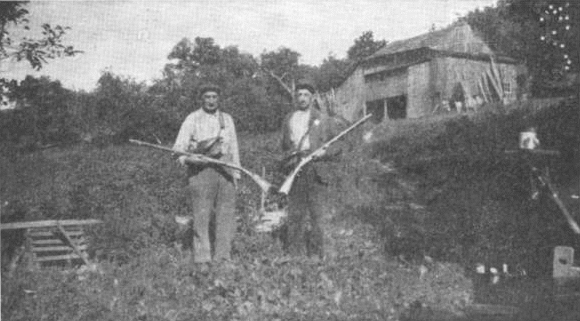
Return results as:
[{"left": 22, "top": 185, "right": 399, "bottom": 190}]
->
[
  {"left": 295, "top": 81, "right": 316, "bottom": 94},
  {"left": 198, "top": 83, "right": 221, "bottom": 98}
]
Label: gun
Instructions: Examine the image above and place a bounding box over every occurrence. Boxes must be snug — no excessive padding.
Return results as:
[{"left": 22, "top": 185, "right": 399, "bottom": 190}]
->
[
  {"left": 505, "top": 148, "right": 579, "bottom": 234},
  {"left": 129, "top": 139, "right": 273, "bottom": 193},
  {"left": 279, "top": 113, "right": 372, "bottom": 195}
]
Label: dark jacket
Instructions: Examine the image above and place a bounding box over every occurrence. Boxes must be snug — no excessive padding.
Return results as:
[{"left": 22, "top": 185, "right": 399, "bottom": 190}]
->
[
  {"left": 281, "top": 107, "right": 339, "bottom": 153},
  {"left": 280, "top": 107, "right": 342, "bottom": 180}
]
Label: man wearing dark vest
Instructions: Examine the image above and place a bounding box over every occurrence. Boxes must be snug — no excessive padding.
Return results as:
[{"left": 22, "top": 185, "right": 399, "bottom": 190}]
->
[
  {"left": 173, "top": 84, "right": 240, "bottom": 264},
  {"left": 280, "top": 81, "right": 341, "bottom": 259}
]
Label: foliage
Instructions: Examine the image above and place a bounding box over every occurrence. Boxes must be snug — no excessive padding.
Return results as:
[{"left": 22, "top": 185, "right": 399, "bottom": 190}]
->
[
  {"left": 368, "top": 97, "right": 579, "bottom": 272},
  {"left": 260, "top": 47, "right": 301, "bottom": 82},
  {"left": 1, "top": 243, "right": 472, "bottom": 321},
  {"left": 0, "top": 1, "right": 81, "bottom": 71},
  {"left": 0, "top": 75, "right": 75, "bottom": 146},
  {"left": 312, "top": 54, "right": 354, "bottom": 93},
  {"left": 346, "top": 31, "right": 387, "bottom": 62},
  {"left": 159, "top": 37, "right": 295, "bottom": 134},
  {"left": 1, "top": 125, "right": 474, "bottom": 320},
  {"left": 464, "top": 0, "right": 579, "bottom": 95}
]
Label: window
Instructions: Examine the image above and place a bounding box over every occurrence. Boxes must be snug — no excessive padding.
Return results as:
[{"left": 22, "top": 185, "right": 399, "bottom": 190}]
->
[
  {"left": 364, "top": 68, "right": 406, "bottom": 83},
  {"left": 502, "top": 81, "right": 512, "bottom": 94},
  {"left": 386, "top": 95, "right": 407, "bottom": 120}
]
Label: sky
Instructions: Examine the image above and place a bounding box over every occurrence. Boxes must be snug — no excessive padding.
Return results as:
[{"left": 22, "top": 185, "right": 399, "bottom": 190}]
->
[{"left": 1, "top": 0, "right": 498, "bottom": 91}]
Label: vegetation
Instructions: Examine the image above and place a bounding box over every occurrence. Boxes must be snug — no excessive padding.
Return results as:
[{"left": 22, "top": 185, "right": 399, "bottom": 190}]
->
[
  {"left": 367, "top": 97, "right": 579, "bottom": 274},
  {"left": 1, "top": 1, "right": 579, "bottom": 320},
  {"left": 465, "top": 0, "right": 579, "bottom": 94},
  {"left": 1, "top": 128, "right": 473, "bottom": 321},
  {"left": 2, "top": 97, "right": 578, "bottom": 320},
  {"left": 0, "top": 1, "right": 80, "bottom": 71}
]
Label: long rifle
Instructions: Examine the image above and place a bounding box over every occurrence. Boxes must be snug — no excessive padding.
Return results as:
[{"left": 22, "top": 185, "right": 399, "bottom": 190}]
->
[
  {"left": 532, "top": 166, "right": 580, "bottom": 235},
  {"left": 279, "top": 113, "right": 372, "bottom": 195},
  {"left": 129, "top": 139, "right": 273, "bottom": 193},
  {"left": 504, "top": 148, "right": 579, "bottom": 235}
]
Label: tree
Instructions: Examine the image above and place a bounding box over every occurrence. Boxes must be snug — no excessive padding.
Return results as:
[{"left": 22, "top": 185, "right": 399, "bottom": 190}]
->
[
  {"left": 314, "top": 54, "right": 353, "bottom": 92},
  {"left": 161, "top": 37, "right": 288, "bottom": 133},
  {"left": 17, "top": 76, "right": 73, "bottom": 143},
  {"left": 346, "top": 31, "right": 387, "bottom": 62},
  {"left": 465, "top": 0, "right": 579, "bottom": 95},
  {"left": 0, "top": 75, "right": 74, "bottom": 145},
  {"left": 260, "top": 47, "right": 302, "bottom": 99},
  {"left": 0, "top": 1, "right": 81, "bottom": 71}
]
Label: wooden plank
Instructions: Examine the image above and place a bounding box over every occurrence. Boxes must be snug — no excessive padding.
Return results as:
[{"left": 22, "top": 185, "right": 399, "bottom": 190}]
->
[
  {"left": 27, "top": 228, "right": 85, "bottom": 235},
  {"left": 478, "top": 77, "right": 489, "bottom": 102},
  {"left": 35, "top": 253, "right": 82, "bottom": 262},
  {"left": 482, "top": 72, "right": 496, "bottom": 102},
  {"left": 27, "top": 230, "right": 85, "bottom": 237},
  {"left": 32, "top": 238, "right": 85, "bottom": 245},
  {"left": 32, "top": 238, "right": 66, "bottom": 245},
  {"left": 1, "top": 219, "right": 102, "bottom": 230},
  {"left": 33, "top": 244, "right": 88, "bottom": 252},
  {"left": 486, "top": 69, "right": 502, "bottom": 99},
  {"left": 489, "top": 55, "right": 504, "bottom": 96},
  {"left": 57, "top": 223, "right": 90, "bottom": 265}
]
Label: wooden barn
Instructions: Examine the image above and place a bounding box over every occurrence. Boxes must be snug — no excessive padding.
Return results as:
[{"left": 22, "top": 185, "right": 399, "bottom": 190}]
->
[{"left": 332, "top": 22, "right": 527, "bottom": 123}]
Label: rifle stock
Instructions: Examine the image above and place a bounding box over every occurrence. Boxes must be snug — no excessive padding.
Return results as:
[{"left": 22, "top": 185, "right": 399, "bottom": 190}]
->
[
  {"left": 279, "top": 113, "right": 372, "bottom": 194},
  {"left": 129, "top": 139, "right": 273, "bottom": 193}
]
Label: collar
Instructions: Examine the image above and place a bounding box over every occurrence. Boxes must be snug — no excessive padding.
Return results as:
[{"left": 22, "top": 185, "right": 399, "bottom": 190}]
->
[{"left": 201, "top": 107, "right": 219, "bottom": 116}]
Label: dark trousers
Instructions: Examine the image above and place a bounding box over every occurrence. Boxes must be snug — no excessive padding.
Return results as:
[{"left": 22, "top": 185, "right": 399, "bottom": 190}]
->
[
  {"left": 285, "top": 165, "right": 332, "bottom": 258},
  {"left": 188, "top": 167, "right": 236, "bottom": 263}
]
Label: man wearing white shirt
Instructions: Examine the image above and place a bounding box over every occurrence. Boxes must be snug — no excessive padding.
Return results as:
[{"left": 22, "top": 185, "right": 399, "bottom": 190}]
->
[{"left": 173, "top": 84, "right": 240, "bottom": 264}]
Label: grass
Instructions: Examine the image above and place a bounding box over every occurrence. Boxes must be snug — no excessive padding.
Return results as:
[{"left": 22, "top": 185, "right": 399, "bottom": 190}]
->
[
  {"left": 366, "top": 97, "right": 579, "bottom": 270},
  {"left": 1, "top": 127, "right": 472, "bottom": 320},
  {"left": 1, "top": 97, "right": 578, "bottom": 320}
]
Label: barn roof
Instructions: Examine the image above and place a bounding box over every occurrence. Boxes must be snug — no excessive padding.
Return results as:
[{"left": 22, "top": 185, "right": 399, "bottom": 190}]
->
[{"left": 368, "top": 22, "right": 493, "bottom": 59}]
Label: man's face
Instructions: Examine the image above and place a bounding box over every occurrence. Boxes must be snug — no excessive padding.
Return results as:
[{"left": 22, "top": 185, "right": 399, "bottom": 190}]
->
[
  {"left": 296, "top": 89, "right": 313, "bottom": 110},
  {"left": 202, "top": 91, "right": 219, "bottom": 112}
]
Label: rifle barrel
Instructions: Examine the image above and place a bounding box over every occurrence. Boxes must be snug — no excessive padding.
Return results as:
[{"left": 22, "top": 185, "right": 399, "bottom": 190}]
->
[
  {"left": 129, "top": 139, "right": 273, "bottom": 193},
  {"left": 278, "top": 113, "right": 372, "bottom": 194}
]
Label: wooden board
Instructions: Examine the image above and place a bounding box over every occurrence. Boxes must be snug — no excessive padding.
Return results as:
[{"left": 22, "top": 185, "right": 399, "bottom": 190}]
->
[
  {"left": 1, "top": 219, "right": 102, "bottom": 230},
  {"left": 35, "top": 254, "right": 84, "bottom": 262},
  {"left": 33, "top": 244, "right": 88, "bottom": 252},
  {"left": 28, "top": 229, "right": 85, "bottom": 237},
  {"left": 21, "top": 221, "right": 96, "bottom": 266}
]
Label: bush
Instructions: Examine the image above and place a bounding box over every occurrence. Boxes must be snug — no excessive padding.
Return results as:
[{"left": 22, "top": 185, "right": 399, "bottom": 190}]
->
[
  {"left": 366, "top": 98, "right": 579, "bottom": 269},
  {"left": 2, "top": 124, "right": 475, "bottom": 320}
]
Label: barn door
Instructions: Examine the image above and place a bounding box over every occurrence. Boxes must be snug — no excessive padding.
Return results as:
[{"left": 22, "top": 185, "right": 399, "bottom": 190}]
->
[
  {"left": 387, "top": 95, "right": 407, "bottom": 120},
  {"left": 365, "top": 99, "right": 385, "bottom": 123}
]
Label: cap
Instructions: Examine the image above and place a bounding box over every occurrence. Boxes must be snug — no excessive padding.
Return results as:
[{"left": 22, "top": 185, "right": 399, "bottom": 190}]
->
[
  {"left": 295, "top": 81, "right": 316, "bottom": 94},
  {"left": 198, "top": 83, "right": 221, "bottom": 98}
]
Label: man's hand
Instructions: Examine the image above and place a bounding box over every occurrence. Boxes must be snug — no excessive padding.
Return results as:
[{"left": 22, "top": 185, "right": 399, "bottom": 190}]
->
[
  {"left": 177, "top": 155, "right": 188, "bottom": 166},
  {"left": 310, "top": 147, "right": 327, "bottom": 160},
  {"left": 177, "top": 155, "right": 206, "bottom": 166}
]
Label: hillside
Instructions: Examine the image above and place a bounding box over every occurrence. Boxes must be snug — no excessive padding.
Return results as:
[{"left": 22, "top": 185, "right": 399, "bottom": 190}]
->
[{"left": 1, "top": 97, "right": 579, "bottom": 320}]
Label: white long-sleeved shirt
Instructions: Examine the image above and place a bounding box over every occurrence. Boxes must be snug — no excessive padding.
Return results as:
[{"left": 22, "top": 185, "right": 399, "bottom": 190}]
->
[
  {"left": 173, "top": 108, "right": 240, "bottom": 179},
  {"left": 289, "top": 108, "right": 311, "bottom": 151}
]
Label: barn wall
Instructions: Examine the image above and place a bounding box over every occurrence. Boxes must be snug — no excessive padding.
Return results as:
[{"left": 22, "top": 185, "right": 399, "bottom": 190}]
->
[
  {"left": 364, "top": 69, "right": 407, "bottom": 102},
  {"left": 334, "top": 67, "right": 365, "bottom": 121},
  {"left": 335, "top": 55, "right": 524, "bottom": 122},
  {"left": 433, "top": 57, "right": 521, "bottom": 104},
  {"left": 407, "top": 62, "right": 432, "bottom": 117}
]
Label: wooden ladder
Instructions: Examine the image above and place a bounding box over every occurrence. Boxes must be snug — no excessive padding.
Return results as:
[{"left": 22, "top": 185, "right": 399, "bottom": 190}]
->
[{"left": 1, "top": 219, "right": 102, "bottom": 268}]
